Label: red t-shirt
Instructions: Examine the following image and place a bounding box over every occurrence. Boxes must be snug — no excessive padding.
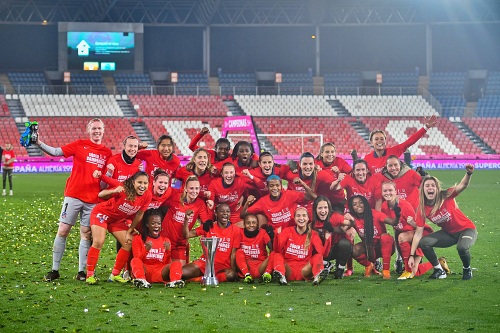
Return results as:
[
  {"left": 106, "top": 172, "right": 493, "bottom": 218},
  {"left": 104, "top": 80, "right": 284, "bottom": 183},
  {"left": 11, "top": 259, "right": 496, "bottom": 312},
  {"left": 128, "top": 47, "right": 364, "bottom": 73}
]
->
[
  {"left": 238, "top": 228, "right": 270, "bottom": 261},
  {"left": 416, "top": 189, "right": 476, "bottom": 234},
  {"left": 2, "top": 149, "right": 15, "bottom": 168},
  {"left": 316, "top": 157, "right": 352, "bottom": 174},
  {"left": 315, "top": 169, "right": 347, "bottom": 206},
  {"left": 381, "top": 199, "right": 432, "bottom": 234},
  {"left": 132, "top": 234, "right": 172, "bottom": 266},
  {"left": 246, "top": 190, "right": 307, "bottom": 230},
  {"left": 208, "top": 176, "right": 259, "bottom": 222},
  {"left": 363, "top": 127, "right": 427, "bottom": 174},
  {"left": 174, "top": 166, "right": 214, "bottom": 199},
  {"left": 351, "top": 210, "right": 388, "bottom": 240},
  {"left": 92, "top": 189, "right": 152, "bottom": 223},
  {"left": 277, "top": 226, "right": 324, "bottom": 263},
  {"left": 313, "top": 212, "right": 349, "bottom": 247},
  {"left": 106, "top": 153, "right": 142, "bottom": 182},
  {"left": 195, "top": 223, "right": 240, "bottom": 266},
  {"left": 148, "top": 187, "right": 175, "bottom": 210},
  {"left": 136, "top": 149, "right": 180, "bottom": 184},
  {"left": 61, "top": 139, "right": 112, "bottom": 203},
  {"left": 160, "top": 195, "right": 213, "bottom": 247},
  {"left": 375, "top": 170, "right": 421, "bottom": 210},
  {"left": 341, "top": 174, "right": 381, "bottom": 209}
]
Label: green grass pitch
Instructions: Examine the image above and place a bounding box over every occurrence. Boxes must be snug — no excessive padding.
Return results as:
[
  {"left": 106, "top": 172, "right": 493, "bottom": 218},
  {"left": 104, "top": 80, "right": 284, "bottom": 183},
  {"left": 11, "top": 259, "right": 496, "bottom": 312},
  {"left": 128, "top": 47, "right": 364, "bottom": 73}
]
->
[{"left": 0, "top": 170, "right": 499, "bottom": 332}]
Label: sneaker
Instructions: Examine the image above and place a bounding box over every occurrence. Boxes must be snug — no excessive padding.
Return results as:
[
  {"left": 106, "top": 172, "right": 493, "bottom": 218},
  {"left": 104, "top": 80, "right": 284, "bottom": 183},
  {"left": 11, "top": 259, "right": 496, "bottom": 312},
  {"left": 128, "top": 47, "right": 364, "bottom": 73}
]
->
[
  {"left": 429, "top": 268, "right": 447, "bottom": 279},
  {"left": 108, "top": 273, "right": 130, "bottom": 283},
  {"left": 397, "top": 271, "right": 414, "bottom": 280},
  {"left": 262, "top": 272, "right": 272, "bottom": 283},
  {"left": 75, "top": 271, "right": 86, "bottom": 281},
  {"left": 122, "top": 270, "right": 131, "bottom": 281},
  {"left": 344, "top": 269, "right": 353, "bottom": 277},
  {"left": 334, "top": 267, "right": 345, "bottom": 279},
  {"left": 133, "top": 278, "right": 152, "bottom": 289},
  {"left": 9, "top": 190, "right": 13, "bottom": 196},
  {"left": 395, "top": 259, "right": 404, "bottom": 275},
  {"left": 364, "top": 263, "right": 374, "bottom": 277},
  {"left": 374, "top": 258, "right": 383, "bottom": 272},
  {"left": 86, "top": 275, "right": 99, "bottom": 285},
  {"left": 382, "top": 269, "right": 391, "bottom": 280},
  {"left": 438, "top": 257, "right": 451, "bottom": 275},
  {"left": 244, "top": 273, "right": 254, "bottom": 284},
  {"left": 166, "top": 280, "right": 185, "bottom": 288},
  {"left": 44, "top": 270, "right": 60, "bottom": 281},
  {"left": 273, "top": 271, "right": 288, "bottom": 285},
  {"left": 313, "top": 268, "right": 329, "bottom": 286},
  {"left": 323, "top": 261, "right": 333, "bottom": 273},
  {"left": 1, "top": 190, "right": 5, "bottom": 196},
  {"left": 462, "top": 267, "right": 473, "bottom": 280}
]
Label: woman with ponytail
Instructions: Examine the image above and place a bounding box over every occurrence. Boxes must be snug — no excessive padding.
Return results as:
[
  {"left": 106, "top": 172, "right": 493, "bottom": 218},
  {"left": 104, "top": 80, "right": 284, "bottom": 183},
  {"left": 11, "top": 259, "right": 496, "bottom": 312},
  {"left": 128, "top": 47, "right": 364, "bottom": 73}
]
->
[
  {"left": 272, "top": 207, "right": 329, "bottom": 286},
  {"left": 344, "top": 195, "right": 397, "bottom": 279},
  {"left": 86, "top": 171, "right": 152, "bottom": 284}
]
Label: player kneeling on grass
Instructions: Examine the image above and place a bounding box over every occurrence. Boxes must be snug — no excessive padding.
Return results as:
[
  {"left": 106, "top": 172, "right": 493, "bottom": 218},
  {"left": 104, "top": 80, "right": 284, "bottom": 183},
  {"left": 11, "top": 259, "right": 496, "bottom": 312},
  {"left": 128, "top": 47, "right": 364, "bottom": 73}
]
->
[
  {"left": 86, "top": 171, "right": 152, "bottom": 285},
  {"left": 409, "top": 164, "right": 477, "bottom": 280},
  {"left": 344, "top": 195, "right": 398, "bottom": 279},
  {"left": 131, "top": 209, "right": 183, "bottom": 288},
  {"left": 272, "top": 207, "right": 329, "bottom": 286},
  {"left": 181, "top": 204, "right": 239, "bottom": 283},
  {"left": 235, "top": 213, "right": 274, "bottom": 283}
]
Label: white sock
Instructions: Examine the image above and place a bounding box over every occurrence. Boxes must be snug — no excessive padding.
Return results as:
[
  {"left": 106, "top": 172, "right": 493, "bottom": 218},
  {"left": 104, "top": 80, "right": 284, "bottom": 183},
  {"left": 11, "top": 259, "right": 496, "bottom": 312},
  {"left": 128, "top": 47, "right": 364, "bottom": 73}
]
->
[
  {"left": 78, "top": 239, "right": 91, "bottom": 272},
  {"left": 52, "top": 236, "right": 67, "bottom": 271},
  {"left": 434, "top": 263, "right": 443, "bottom": 270}
]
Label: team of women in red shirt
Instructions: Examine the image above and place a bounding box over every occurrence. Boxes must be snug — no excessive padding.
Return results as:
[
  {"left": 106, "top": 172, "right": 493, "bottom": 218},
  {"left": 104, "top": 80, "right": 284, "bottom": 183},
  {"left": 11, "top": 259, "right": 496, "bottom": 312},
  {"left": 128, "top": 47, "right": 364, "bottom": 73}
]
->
[{"left": 42, "top": 114, "right": 478, "bottom": 287}]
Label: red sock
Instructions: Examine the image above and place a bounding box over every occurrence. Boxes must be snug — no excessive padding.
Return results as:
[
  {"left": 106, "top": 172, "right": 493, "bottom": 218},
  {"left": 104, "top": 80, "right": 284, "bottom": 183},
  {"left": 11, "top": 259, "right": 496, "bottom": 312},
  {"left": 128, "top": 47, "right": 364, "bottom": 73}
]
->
[
  {"left": 380, "top": 234, "right": 394, "bottom": 271},
  {"left": 130, "top": 258, "right": 146, "bottom": 280},
  {"left": 112, "top": 248, "right": 131, "bottom": 276},
  {"left": 169, "top": 261, "right": 183, "bottom": 281},
  {"left": 354, "top": 253, "right": 371, "bottom": 267},
  {"left": 273, "top": 253, "right": 285, "bottom": 274},
  {"left": 310, "top": 254, "right": 324, "bottom": 276},
  {"left": 399, "top": 241, "right": 411, "bottom": 272},
  {"left": 235, "top": 249, "right": 249, "bottom": 276},
  {"left": 216, "top": 271, "right": 228, "bottom": 282},
  {"left": 265, "top": 252, "right": 275, "bottom": 274},
  {"left": 86, "top": 246, "right": 101, "bottom": 278},
  {"left": 415, "top": 261, "right": 433, "bottom": 276}
]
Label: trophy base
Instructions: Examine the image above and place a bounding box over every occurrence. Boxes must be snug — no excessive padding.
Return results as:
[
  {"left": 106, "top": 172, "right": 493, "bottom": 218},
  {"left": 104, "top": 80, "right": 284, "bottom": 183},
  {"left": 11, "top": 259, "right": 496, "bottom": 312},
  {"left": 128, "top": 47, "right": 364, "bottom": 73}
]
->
[{"left": 201, "top": 276, "right": 219, "bottom": 287}]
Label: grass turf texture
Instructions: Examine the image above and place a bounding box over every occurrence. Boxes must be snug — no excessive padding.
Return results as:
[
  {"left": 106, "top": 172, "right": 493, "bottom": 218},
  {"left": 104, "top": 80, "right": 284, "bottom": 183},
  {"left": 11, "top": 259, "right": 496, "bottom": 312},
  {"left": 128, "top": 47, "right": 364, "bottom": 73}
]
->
[{"left": 0, "top": 171, "right": 499, "bottom": 332}]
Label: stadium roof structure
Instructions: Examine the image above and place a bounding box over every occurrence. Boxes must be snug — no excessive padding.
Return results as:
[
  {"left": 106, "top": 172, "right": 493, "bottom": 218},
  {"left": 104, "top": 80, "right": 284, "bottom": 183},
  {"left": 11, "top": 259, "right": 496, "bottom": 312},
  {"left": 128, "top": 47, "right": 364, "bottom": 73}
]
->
[{"left": 0, "top": 0, "right": 499, "bottom": 26}]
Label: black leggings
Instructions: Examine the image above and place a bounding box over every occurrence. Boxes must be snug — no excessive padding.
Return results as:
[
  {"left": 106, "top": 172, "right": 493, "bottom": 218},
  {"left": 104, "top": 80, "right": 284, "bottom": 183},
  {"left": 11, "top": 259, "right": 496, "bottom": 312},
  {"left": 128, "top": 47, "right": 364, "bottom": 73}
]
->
[
  {"left": 325, "top": 237, "right": 352, "bottom": 267},
  {"left": 3, "top": 169, "right": 13, "bottom": 190},
  {"left": 419, "top": 228, "right": 477, "bottom": 268}
]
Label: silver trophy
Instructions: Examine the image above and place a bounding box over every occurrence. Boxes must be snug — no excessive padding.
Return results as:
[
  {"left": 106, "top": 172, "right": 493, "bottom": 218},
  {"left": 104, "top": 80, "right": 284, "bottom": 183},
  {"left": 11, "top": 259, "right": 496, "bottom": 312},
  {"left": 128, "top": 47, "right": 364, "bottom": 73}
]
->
[{"left": 200, "top": 237, "right": 220, "bottom": 286}]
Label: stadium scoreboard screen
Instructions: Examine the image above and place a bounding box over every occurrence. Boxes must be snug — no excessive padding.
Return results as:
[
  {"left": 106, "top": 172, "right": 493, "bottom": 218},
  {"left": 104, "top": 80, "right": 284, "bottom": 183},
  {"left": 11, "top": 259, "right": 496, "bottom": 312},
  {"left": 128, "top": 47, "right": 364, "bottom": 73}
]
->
[
  {"left": 67, "top": 32, "right": 135, "bottom": 71},
  {"left": 59, "top": 22, "right": 143, "bottom": 72}
]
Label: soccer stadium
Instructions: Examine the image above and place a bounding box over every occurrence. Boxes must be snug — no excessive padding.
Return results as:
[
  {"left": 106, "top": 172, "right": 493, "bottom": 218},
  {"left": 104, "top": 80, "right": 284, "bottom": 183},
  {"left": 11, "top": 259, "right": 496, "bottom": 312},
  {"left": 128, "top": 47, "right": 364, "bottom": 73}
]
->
[{"left": 0, "top": 1, "right": 499, "bottom": 332}]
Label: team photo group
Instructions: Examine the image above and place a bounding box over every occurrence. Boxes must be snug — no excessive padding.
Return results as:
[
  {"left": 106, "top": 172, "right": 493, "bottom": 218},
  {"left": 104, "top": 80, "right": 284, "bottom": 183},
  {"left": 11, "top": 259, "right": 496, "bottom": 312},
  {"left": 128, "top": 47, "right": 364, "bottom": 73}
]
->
[{"left": 37, "top": 115, "right": 477, "bottom": 289}]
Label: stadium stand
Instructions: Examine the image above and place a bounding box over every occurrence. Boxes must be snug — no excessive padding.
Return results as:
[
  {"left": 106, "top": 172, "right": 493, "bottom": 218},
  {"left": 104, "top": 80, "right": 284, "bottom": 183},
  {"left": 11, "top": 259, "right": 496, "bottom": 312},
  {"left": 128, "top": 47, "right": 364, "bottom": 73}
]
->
[
  {"left": 235, "top": 95, "right": 337, "bottom": 117},
  {"left": 279, "top": 73, "right": 314, "bottom": 95},
  {"left": 114, "top": 73, "right": 152, "bottom": 95},
  {"left": 0, "top": 116, "right": 24, "bottom": 157},
  {"left": 324, "top": 72, "right": 361, "bottom": 96},
  {"left": 129, "top": 95, "right": 229, "bottom": 117},
  {"left": 176, "top": 73, "right": 210, "bottom": 96},
  {"left": 70, "top": 73, "right": 108, "bottom": 95},
  {"left": 19, "top": 94, "right": 123, "bottom": 117},
  {"left": 463, "top": 118, "right": 500, "bottom": 153},
  {"left": 219, "top": 73, "right": 256, "bottom": 96},
  {"left": 8, "top": 72, "right": 49, "bottom": 94},
  {"left": 476, "top": 71, "right": 500, "bottom": 117},
  {"left": 0, "top": 95, "right": 10, "bottom": 116},
  {"left": 337, "top": 95, "right": 438, "bottom": 117},
  {"left": 429, "top": 71, "right": 466, "bottom": 118},
  {"left": 380, "top": 72, "right": 419, "bottom": 95}
]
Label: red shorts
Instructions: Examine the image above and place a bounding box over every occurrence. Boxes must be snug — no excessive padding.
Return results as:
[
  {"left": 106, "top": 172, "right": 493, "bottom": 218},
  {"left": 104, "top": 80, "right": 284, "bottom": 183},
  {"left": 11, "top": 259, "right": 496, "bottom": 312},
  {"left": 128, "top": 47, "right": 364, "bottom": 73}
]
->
[
  {"left": 171, "top": 243, "right": 189, "bottom": 261},
  {"left": 90, "top": 212, "right": 129, "bottom": 233},
  {"left": 237, "top": 258, "right": 266, "bottom": 278},
  {"left": 193, "top": 258, "right": 231, "bottom": 274},
  {"left": 143, "top": 263, "right": 167, "bottom": 283},
  {"left": 286, "top": 260, "right": 309, "bottom": 281}
]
